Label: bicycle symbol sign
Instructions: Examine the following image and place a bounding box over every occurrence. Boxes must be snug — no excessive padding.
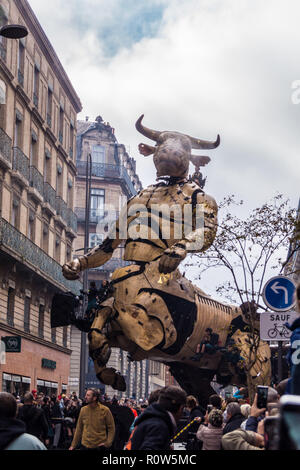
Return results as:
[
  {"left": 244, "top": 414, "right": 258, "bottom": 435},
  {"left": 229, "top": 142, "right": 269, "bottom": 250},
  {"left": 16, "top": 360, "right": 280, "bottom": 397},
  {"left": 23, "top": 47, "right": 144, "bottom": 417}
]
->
[{"left": 260, "top": 311, "right": 299, "bottom": 341}]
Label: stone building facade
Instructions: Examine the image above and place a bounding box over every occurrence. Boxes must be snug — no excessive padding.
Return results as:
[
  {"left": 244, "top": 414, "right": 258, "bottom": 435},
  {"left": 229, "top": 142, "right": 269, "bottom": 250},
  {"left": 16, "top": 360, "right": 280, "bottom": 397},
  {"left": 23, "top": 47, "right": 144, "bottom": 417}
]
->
[{"left": 0, "top": 0, "right": 82, "bottom": 395}]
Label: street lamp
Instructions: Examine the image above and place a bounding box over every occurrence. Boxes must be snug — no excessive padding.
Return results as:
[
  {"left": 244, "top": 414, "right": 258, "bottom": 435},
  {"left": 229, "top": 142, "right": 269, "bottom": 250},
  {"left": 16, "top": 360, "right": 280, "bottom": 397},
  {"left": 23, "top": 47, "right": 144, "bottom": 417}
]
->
[
  {"left": 0, "top": 24, "right": 28, "bottom": 39},
  {"left": 79, "top": 149, "right": 92, "bottom": 399}
]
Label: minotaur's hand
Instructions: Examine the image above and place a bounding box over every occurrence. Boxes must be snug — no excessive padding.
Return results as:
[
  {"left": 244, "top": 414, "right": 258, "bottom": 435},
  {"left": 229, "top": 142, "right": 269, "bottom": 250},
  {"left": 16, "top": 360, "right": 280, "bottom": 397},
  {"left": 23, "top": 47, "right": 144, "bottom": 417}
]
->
[
  {"left": 158, "top": 245, "right": 187, "bottom": 274},
  {"left": 62, "top": 258, "right": 82, "bottom": 280}
]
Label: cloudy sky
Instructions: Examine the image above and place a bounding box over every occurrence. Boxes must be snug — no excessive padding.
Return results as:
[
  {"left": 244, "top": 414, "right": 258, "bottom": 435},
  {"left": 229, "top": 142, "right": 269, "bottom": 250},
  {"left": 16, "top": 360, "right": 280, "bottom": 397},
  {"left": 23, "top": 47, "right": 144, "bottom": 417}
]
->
[{"left": 29, "top": 0, "right": 299, "bottom": 298}]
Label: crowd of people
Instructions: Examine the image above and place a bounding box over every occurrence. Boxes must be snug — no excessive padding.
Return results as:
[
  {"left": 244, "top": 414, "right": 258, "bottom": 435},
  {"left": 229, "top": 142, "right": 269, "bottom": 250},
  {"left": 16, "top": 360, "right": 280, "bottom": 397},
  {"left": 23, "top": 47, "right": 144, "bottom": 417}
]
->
[{"left": 0, "top": 378, "right": 294, "bottom": 451}]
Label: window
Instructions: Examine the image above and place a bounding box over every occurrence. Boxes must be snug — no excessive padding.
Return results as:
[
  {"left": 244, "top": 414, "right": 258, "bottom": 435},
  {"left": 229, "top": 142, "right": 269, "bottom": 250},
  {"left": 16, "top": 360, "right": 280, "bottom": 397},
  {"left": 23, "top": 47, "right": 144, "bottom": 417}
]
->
[
  {"left": 38, "top": 304, "right": 44, "bottom": 339},
  {"left": 11, "top": 196, "right": 20, "bottom": 229},
  {"left": 59, "top": 107, "right": 64, "bottom": 144},
  {"left": 63, "top": 326, "right": 68, "bottom": 348},
  {"left": 30, "top": 133, "right": 37, "bottom": 166},
  {"left": 28, "top": 210, "right": 35, "bottom": 242},
  {"left": 7, "top": 287, "right": 15, "bottom": 327},
  {"left": 69, "top": 123, "right": 74, "bottom": 158},
  {"left": 14, "top": 113, "right": 23, "bottom": 148},
  {"left": 44, "top": 150, "right": 51, "bottom": 183},
  {"left": 55, "top": 236, "right": 61, "bottom": 263},
  {"left": 89, "top": 233, "right": 104, "bottom": 249},
  {"left": 90, "top": 189, "right": 105, "bottom": 222},
  {"left": 47, "top": 87, "right": 52, "bottom": 127},
  {"left": 33, "top": 66, "right": 39, "bottom": 107},
  {"left": 0, "top": 9, "right": 8, "bottom": 60},
  {"left": 42, "top": 223, "right": 49, "bottom": 253},
  {"left": 51, "top": 328, "right": 56, "bottom": 343},
  {"left": 17, "top": 41, "right": 25, "bottom": 87},
  {"left": 24, "top": 296, "right": 31, "bottom": 332},
  {"left": 92, "top": 145, "right": 105, "bottom": 164},
  {"left": 56, "top": 162, "right": 63, "bottom": 197}
]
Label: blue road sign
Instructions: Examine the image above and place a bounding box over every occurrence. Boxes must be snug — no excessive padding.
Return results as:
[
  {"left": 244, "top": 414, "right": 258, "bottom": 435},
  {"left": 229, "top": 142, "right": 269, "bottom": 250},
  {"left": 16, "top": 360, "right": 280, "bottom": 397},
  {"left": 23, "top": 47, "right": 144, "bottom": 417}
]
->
[{"left": 262, "top": 276, "right": 296, "bottom": 312}]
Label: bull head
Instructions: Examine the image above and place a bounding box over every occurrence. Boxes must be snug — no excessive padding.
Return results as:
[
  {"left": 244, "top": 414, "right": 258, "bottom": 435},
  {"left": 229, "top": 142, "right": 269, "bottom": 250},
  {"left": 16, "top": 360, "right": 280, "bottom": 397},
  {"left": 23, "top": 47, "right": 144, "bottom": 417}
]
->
[{"left": 136, "top": 114, "right": 220, "bottom": 177}]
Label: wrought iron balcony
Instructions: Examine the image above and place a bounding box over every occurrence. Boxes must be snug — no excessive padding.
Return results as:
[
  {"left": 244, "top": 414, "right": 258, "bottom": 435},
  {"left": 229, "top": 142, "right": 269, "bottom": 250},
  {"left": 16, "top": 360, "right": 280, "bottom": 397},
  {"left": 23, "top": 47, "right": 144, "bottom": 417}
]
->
[
  {"left": 0, "top": 128, "right": 12, "bottom": 169},
  {"left": 75, "top": 207, "right": 120, "bottom": 224},
  {"left": 12, "top": 147, "right": 29, "bottom": 183},
  {"left": 29, "top": 166, "right": 44, "bottom": 196},
  {"left": 0, "top": 217, "right": 82, "bottom": 295},
  {"left": 55, "top": 196, "right": 68, "bottom": 225},
  {"left": 0, "top": 43, "right": 6, "bottom": 62},
  {"left": 43, "top": 183, "right": 56, "bottom": 210},
  {"left": 76, "top": 161, "right": 137, "bottom": 197},
  {"left": 18, "top": 69, "right": 24, "bottom": 87},
  {"left": 66, "top": 208, "right": 77, "bottom": 233}
]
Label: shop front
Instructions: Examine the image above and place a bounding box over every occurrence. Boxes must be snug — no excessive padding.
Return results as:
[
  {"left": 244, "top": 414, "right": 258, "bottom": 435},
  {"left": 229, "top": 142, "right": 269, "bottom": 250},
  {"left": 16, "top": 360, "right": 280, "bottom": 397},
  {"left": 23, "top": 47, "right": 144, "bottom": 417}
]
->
[{"left": 0, "top": 329, "right": 71, "bottom": 396}]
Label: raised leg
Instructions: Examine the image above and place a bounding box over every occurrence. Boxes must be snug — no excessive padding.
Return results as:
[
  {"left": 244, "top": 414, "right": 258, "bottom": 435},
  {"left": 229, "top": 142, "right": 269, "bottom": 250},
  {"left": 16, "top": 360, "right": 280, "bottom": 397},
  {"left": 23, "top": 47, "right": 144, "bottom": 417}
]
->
[{"left": 88, "top": 304, "right": 126, "bottom": 391}]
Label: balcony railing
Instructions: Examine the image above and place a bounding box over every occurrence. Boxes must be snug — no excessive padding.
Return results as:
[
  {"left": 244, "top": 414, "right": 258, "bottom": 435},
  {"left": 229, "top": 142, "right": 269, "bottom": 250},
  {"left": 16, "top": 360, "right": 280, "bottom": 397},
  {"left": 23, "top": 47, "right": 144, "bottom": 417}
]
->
[
  {"left": 66, "top": 208, "right": 77, "bottom": 233},
  {"left": 0, "top": 217, "right": 82, "bottom": 295},
  {"left": 55, "top": 196, "right": 68, "bottom": 222},
  {"left": 0, "top": 42, "right": 6, "bottom": 62},
  {"left": 12, "top": 147, "right": 29, "bottom": 181},
  {"left": 76, "top": 161, "right": 137, "bottom": 196},
  {"left": 75, "top": 207, "right": 120, "bottom": 224},
  {"left": 18, "top": 69, "right": 24, "bottom": 87},
  {"left": 0, "top": 128, "right": 12, "bottom": 165},
  {"left": 43, "top": 183, "right": 56, "bottom": 209},
  {"left": 29, "top": 166, "right": 44, "bottom": 195}
]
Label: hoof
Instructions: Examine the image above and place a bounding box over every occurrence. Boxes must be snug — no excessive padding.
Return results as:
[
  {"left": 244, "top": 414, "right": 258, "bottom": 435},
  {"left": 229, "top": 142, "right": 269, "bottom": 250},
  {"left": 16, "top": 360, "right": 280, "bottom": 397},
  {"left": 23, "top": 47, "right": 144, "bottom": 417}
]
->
[{"left": 97, "top": 368, "right": 126, "bottom": 392}]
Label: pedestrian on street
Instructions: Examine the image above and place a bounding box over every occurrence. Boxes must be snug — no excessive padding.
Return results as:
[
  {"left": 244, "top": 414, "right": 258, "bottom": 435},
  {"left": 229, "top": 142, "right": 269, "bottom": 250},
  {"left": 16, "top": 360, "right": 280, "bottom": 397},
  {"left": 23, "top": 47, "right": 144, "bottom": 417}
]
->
[
  {"left": 69, "top": 388, "right": 115, "bottom": 451},
  {"left": 222, "top": 402, "right": 244, "bottom": 435},
  {"left": 130, "top": 386, "right": 187, "bottom": 450},
  {"left": 0, "top": 392, "right": 47, "bottom": 450},
  {"left": 17, "top": 392, "right": 48, "bottom": 443},
  {"left": 196, "top": 409, "right": 224, "bottom": 450}
]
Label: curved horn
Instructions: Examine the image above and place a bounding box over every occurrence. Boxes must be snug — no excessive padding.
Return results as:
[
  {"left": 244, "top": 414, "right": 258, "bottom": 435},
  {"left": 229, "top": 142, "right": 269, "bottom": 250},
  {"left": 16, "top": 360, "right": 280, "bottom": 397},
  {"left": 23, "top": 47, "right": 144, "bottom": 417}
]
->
[
  {"left": 135, "top": 114, "right": 161, "bottom": 142},
  {"left": 189, "top": 134, "right": 220, "bottom": 150}
]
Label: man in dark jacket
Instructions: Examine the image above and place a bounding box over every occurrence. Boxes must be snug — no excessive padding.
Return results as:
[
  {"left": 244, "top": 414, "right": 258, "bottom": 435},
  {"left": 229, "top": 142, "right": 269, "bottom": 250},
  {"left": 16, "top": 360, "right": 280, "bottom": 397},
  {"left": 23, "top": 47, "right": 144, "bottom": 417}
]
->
[
  {"left": 17, "top": 392, "right": 48, "bottom": 442},
  {"left": 0, "top": 392, "right": 46, "bottom": 450},
  {"left": 130, "top": 386, "right": 187, "bottom": 450},
  {"left": 223, "top": 402, "right": 244, "bottom": 435}
]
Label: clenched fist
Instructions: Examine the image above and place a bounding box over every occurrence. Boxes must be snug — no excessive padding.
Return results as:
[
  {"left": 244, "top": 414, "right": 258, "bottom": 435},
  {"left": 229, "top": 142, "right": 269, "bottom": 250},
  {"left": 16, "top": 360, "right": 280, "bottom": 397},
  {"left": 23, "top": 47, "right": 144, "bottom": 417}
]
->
[
  {"left": 62, "top": 258, "right": 82, "bottom": 280},
  {"left": 158, "top": 245, "right": 187, "bottom": 274}
]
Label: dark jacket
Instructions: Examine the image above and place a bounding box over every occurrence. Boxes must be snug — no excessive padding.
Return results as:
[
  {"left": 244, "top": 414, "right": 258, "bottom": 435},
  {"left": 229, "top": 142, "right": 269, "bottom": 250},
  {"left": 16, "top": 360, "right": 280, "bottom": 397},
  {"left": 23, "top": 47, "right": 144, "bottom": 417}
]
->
[
  {"left": 188, "top": 406, "right": 204, "bottom": 433},
  {"left": 130, "top": 403, "right": 176, "bottom": 450},
  {"left": 223, "top": 412, "right": 244, "bottom": 435},
  {"left": 0, "top": 417, "right": 26, "bottom": 450},
  {"left": 17, "top": 404, "right": 48, "bottom": 440}
]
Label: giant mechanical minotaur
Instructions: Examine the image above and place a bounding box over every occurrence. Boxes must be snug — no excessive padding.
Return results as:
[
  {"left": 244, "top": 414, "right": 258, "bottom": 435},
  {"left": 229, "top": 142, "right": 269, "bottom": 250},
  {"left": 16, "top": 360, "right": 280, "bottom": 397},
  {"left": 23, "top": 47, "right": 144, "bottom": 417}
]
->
[{"left": 62, "top": 116, "right": 271, "bottom": 404}]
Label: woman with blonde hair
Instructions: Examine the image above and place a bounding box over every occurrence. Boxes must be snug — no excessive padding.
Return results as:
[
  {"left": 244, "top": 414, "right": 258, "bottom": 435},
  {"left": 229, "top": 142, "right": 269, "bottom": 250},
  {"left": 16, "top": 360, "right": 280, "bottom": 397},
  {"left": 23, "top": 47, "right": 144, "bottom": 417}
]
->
[{"left": 196, "top": 409, "right": 224, "bottom": 450}]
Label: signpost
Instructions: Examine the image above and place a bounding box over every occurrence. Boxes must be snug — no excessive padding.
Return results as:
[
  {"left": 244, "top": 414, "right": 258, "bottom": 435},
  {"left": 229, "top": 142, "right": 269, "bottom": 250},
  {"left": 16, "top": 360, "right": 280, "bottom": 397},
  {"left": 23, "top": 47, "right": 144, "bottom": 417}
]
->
[
  {"left": 1, "top": 336, "right": 21, "bottom": 353},
  {"left": 262, "top": 276, "right": 296, "bottom": 312},
  {"left": 260, "top": 311, "right": 299, "bottom": 341}
]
